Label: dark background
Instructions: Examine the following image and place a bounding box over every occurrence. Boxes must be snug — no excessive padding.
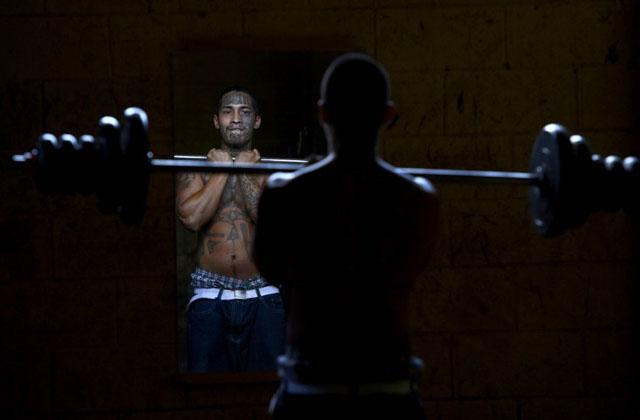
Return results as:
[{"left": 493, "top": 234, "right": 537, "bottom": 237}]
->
[{"left": 0, "top": 0, "right": 639, "bottom": 419}]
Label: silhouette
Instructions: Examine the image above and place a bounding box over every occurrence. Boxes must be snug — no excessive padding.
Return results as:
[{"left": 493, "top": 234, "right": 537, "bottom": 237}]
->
[{"left": 254, "top": 53, "right": 439, "bottom": 419}]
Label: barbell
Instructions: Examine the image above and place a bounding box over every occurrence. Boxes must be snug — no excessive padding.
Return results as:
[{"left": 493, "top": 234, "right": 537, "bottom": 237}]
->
[{"left": 10, "top": 107, "right": 640, "bottom": 237}]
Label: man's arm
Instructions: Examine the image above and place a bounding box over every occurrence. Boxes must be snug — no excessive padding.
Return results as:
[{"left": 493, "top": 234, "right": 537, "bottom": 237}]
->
[
  {"left": 175, "top": 149, "right": 231, "bottom": 231},
  {"left": 236, "top": 149, "right": 267, "bottom": 224},
  {"left": 238, "top": 174, "right": 266, "bottom": 223}
]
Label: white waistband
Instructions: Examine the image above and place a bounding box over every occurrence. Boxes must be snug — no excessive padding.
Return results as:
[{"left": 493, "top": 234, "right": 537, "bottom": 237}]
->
[
  {"left": 189, "top": 285, "right": 279, "bottom": 306},
  {"left": 284, "top": 379, "right": 413, "bottom": 396}
]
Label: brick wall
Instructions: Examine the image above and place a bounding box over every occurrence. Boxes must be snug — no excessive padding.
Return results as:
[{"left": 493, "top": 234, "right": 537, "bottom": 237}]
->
[{"left": 0, "top": 0, "right": 638, "bottom": 419}]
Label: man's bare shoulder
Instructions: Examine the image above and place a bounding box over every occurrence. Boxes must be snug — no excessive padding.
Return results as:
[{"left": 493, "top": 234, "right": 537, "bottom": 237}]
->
[
  {"left": 411, "top": 176, "right": 437, "bottom": 195},
  {"left": 265, "top": 172, "right": 296, "bottom": 189},
  {"left": 376, "top": 159, "right": 438, "bottom": 197},
  {"left": 265, "top": 157, "right": 333, "bottom": 190}
]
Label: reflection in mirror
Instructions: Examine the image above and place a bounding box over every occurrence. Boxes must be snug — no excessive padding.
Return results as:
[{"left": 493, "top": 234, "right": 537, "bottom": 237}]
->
[{"left": 173, "top": 50, "right": 341, "bottom": 373}]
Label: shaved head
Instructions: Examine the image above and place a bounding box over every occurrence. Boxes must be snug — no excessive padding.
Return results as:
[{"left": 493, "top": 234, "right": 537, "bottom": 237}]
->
[{"left": 320, "top": 53, "right": 391, "bottom": 129}]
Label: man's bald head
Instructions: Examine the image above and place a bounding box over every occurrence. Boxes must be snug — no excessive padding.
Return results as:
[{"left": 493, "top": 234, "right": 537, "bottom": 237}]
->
[{"left": 319, "top": 53, "right": 392, "bottom": 130}]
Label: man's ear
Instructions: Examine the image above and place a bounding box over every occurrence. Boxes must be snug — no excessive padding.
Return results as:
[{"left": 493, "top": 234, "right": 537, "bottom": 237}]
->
[
  {"left": 254, "top": 115, "right": 262, "bottom": 129},
  {"left": 383, "top": 103, "right": 398, "bottom": 129},
  {"left": 213, "top": 114, "right": 220, "bottom": 129},
  {"left": 383, "top": 103, "right": 397, "bottom": 123}
]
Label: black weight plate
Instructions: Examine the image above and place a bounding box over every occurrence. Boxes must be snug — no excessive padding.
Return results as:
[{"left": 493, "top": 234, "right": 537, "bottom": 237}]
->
[
  {"left": 59, "top": 133, "right": 81, "bottom": 194},
  {"left": 601, "top": 155, "right": 624, "bottom": 212},
  {"left": 528, "top": 124, "right": 572, "bottom": 237},
  {"left": 35, "top": 133, "right": 60, "bottom": 193},
  {"left": 622, "top": 156, "right": 640, "bottom": 211},
  {"left": 563, "top": 135, "right": 591, "bottom": 230},
  {"left": 95, "top": 116, "right": 122, "bottom": 215},
  {"left": 118, "top": 107, "right": 150, "bottom": 224},
  {"left": 78, "top": 134, "right": 97, "bottom": 195}
]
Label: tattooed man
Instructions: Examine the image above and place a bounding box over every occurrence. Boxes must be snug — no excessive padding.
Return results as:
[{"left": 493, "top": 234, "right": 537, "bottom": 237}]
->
[
  {"left": 176, "top": 87, "right": 284, "bottom": 372},
  {"left": 254, "top": 54, "right": 439, "bottom": 419}
]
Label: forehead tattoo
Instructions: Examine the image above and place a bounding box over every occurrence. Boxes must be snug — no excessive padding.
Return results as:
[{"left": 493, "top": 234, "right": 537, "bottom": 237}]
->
[{"left": 220, "top": 92, "right": 253, "bottom": 109}]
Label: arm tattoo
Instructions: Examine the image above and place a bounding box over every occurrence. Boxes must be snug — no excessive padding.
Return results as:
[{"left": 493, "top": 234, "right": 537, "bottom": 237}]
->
[
  {"left": 177, "top": 173, "right": 195, "bottom": 190},
  {"left": 239, "top": 175, "right": 262, "bottom": 223}
]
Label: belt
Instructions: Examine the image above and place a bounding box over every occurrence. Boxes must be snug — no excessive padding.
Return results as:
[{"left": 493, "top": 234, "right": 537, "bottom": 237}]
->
[
  {"left": 192, "top": 285, "right": 279, "bottom": 301},
  {"left": 284, "top": 379, "right": 414, "bottom": 396}
]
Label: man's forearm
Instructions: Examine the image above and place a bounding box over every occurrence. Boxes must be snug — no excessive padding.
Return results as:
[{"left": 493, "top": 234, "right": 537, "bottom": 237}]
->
[
  {"left": 177, "top": 174, "right": 228, "bottom": 230},
  {"left": 238, "top": 174, "right": 263, "bottom": 223}
]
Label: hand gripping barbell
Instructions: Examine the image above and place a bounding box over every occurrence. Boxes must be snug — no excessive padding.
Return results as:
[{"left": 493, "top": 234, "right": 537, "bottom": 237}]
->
[{"left": 10, "top": 107, "right": 640, "bottom": 237}]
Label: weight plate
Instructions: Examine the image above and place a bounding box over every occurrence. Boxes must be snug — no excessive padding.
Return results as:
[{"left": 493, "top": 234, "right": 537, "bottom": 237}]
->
[
  {"left": 119, "top": 107, "right": 150, "bottom": 224},
  {"left": 562, "top": 135, "right": 591, "bottom": 230},
  {"left": 95, "top": 116, "right": 122, "bottom": 215},
  {"left": 528, "top": 124, "right": 573, "bottom": 237}
]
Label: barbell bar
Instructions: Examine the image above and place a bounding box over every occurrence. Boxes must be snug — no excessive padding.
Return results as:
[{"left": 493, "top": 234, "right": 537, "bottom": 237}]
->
[
  {"left": 173, "top": 155, "right": 310, "bottom": 164},
  {"left": 168, "top": 155, "right": 538, "bottom": 185},
  {"left": 10, "top": 107, "right": 640, "bottom": 237},
  {"left": 151, "top": 157, "right": 539, "bottom": 185}
]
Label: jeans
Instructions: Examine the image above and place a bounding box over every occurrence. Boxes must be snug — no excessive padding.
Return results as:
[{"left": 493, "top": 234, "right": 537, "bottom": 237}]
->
[{"left": 187, "top": 292, "right": 285, "bottom": 372}]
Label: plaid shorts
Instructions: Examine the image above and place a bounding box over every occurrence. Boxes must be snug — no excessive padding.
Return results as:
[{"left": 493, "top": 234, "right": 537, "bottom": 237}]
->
[{"left": 190, "top": 266, "right": 268, "bottom": 290}]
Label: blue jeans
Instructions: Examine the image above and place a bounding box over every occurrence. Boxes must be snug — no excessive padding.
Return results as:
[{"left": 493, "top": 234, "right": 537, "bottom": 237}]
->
[{"left": 187, "top": 292, "right": 285, "bottom": 372}]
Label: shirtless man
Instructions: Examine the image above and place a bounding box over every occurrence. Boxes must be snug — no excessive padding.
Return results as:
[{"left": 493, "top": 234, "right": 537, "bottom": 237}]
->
[
  {"left": 254, "top": 54, "right": 439, "bottom": 418},
  {"left": 176, "top": 87, "right": 285, "bottom": 373}
]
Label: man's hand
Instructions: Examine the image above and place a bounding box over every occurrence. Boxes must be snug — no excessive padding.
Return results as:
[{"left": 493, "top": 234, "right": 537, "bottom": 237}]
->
[
  {"left": 236, "top": 149, "right": 261, "bottom": 164},
  {"left": 207, "top": 148, "right": 232, "bottom": 162}
]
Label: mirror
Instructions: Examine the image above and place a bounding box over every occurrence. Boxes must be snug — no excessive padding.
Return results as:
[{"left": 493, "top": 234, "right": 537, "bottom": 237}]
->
[{"left": 173, "top": 50, "right": 341, "bottom": 373}]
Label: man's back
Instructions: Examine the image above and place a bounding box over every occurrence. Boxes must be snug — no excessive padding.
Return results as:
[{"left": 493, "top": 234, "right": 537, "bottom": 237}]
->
[
  {"left": 255, "top": 157, "right": 439, "bottom": 382},
  {"left": 259, "top": 52, "right": 437, "bottom": 419}
]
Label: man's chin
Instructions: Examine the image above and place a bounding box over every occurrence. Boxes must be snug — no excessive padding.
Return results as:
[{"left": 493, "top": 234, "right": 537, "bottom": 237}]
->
[{"left": 222, "top": 135, "right": 251, "bottom": 149}]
